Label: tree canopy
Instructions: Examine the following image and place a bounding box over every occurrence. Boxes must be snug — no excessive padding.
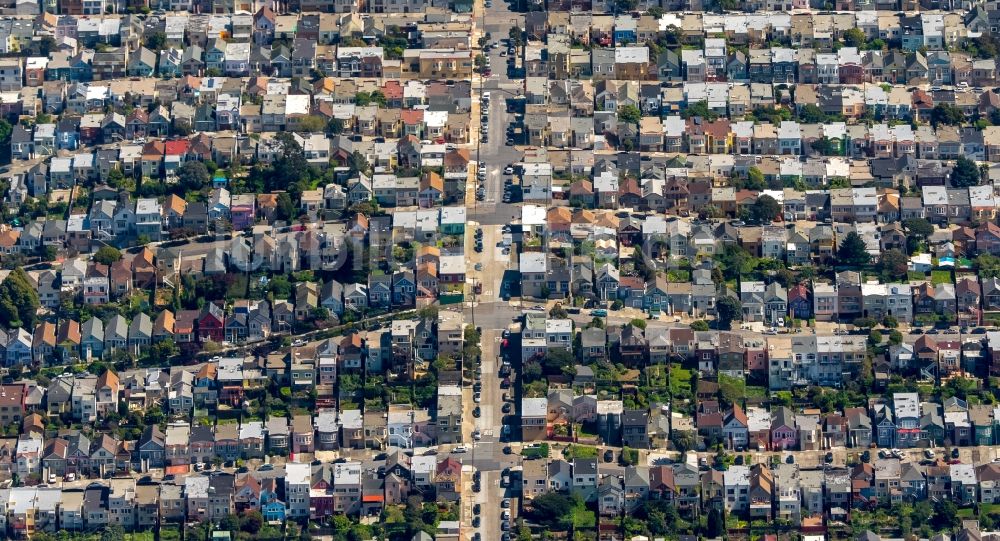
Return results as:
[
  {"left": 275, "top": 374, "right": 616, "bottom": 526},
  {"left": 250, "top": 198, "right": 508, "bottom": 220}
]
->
[
  {"left": 716, "top": 296, "right": 742, "bottom": 331},
  {"left": 751, "top": 194, "right": 782, "bottom": 224},
  {"left": 951, "top": 156, "right": 981, "bottom": 188},
  {"left": 618, "top": 104, "right": 642, "bottom": 125},
  {"left": 93, "top": 246, "right": 122, "bottom": 266},
  {"left": 176, "top": 161, "right": 211, "bottom": 192},
  {"left": 0, "top": 268, "right": 39, "bottom": 329},
  {"left": 837, "top": 231, "right": 872, "bottom": 267}
]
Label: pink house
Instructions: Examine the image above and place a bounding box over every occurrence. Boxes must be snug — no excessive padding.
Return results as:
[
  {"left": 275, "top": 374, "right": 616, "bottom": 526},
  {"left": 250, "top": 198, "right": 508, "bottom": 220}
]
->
[
  {"left": 291, "top": 414, "right": 314, "bottom": 455},
  {"left": 230, "top": 194, "right": 256, "bottom": 230},
  {"left": 770, "top": 407, "right": 798, "bottom": 450}
]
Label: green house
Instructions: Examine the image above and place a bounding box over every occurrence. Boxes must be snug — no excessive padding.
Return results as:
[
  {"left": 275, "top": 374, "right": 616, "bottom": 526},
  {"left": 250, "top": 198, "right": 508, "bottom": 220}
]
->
[{"left": 439, "top": 206, "right": 466, "bottom": 236}]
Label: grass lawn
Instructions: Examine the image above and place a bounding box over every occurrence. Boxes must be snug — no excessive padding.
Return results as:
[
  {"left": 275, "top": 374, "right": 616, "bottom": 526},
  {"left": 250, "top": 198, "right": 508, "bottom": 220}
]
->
[
  {"left": 931, "top": 270, "right": 952, "bottom": 285},
  {"left": 227, "top": 274, "right": 249, "bottom": 298},
  {"left": 521, "top": 443, "right": 549, "bottom": 459},
  {"left": 571, "top": 502, "right": 596, "bottom": 529},
  {"left": 562, "top": 444, "right": 598, "bottom": 460},
  {"left": 907, "top": 271, "right": 926, "bottom": 282}
]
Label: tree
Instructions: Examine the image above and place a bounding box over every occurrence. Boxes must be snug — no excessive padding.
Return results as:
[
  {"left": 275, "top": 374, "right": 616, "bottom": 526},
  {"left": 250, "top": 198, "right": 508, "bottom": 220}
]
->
[
  {"left": 951, "top": 156, "right": 982, "bottom": 188},
  {"left": 716, "top": 295, "right": 742, "bottom": 331},
  {"left": 843, "top": 28, "right": 866, "bottom": 48},
  {"left": 144, "top": 31, "right": 167, "bottom": 51},
  {"left": 751, "top": 194, "right": 782, "bottom": 224},
  {"left": 706, "top": 508, "right": 725, "bottom": 538},
  {"left": 348, "top": 150, "right": 371, "bottom": 177},
  {"left": 903, "top": 217, "right": 934, "bottom": 239},
  {"left": 549, "top": 303, "right": 568, "bottom": 318},
  {"left": 811, "top": 137, "right": 839, "bottom": 156},
  {"left": 745, "top": 167, "right": 766, "bottom": 191},
  {"left": 680, "top": 100, "right": 719, "bottom": 121},
  {"left": 889, "top": 330, "right": 903, "bottom": 345},
  {"left": 930, "top": 103, "right": 966, "bottom": 127},
  {"left": 878, "top": 249, "right": 908, "bottom": 279},
  {"left": 0, "top": 269, "right": 39, "bottom": 328},
  {"left": 275, "top": 193, "right": 296, "bottom": 222},
  {"left": 542, "top": 348, "right": 574, "bottom": 375},
  {"left": 670, "top": 430, "right": 698, "bottom": 453},
  {"left": 177, "top": 161, "right": 211, "bottom": 192},
  {"left": 690, "top": 320, "right": 710, "bottom": 331},
  {"left": 797, "top": 104, "right": 829, "bottom": 124},
  {"left": 837, "top": 231, "right": 872, "bottom": 267},
  {"left": 528, "top": 492, "right": 576, "bottom": 529},
  {"left": 93, "top": 246, "right": 122, "bottom": 266},
  {"left": 618, "top": 104, "right": 642, "bottom": 125}
]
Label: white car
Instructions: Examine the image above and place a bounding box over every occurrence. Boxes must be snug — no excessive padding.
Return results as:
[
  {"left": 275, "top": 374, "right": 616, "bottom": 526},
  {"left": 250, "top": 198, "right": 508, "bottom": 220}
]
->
[
  {"left": 474, "top": 392, "right": 482, "bottom": 403},
  {"left": 48, "top": 474, "right": 56, "bottom": 483},
  {"left": 453, "top": 446, "right": 468, "bottom": 453},
  {"left": 473, "top": 430, "right": 482, "bottom": 440},
  {"left": 504, "top": 166, "right": 514, "bottom": 174}
]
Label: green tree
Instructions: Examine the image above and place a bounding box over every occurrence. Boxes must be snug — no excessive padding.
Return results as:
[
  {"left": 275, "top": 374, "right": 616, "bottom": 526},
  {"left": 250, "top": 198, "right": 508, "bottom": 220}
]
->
[
  {"left": 811, "top": 137, "right": 839, "bottom": 156},
  {"left": 706, "top": 508, "right": 725, "bottom": 538},
  {"left": 348, "top": 150, "right": 371, "bottom": 177},
  {"left": 542, "top": 348, "right": 574, "bottom": 375},
  {"left": 690, "top": 320, "right": 709, "bottom": 331},
  {"left": 144, "top": 31, "right": 167, "bottom": 51},
  {"left": 618, "top": 104, "right": 642, "bottom": 124},
  {"left": 843, "top": 28, "right": 866, "bottom": 48},
  {"left": 746, "top": 166, "right": 766, "bottom": 191},
  {"left": 680, "top": 100, "right": 718, "bottom": 121},
  {"left": 837, "top": 231, "right": 872, "bottom": 267},
  {"left": 177, "top": 161, "right": 211, "bottom": 192},
  {"left": 878, "top": 249, "right": 908, "bottom": 280},
  {"left": 951, "top": 156, "right": 982, "bottom": 188},
  {"left": 797, "top": 104, "right": 829, "bottom": 123},
  {"left": 0, "top": 268, "right": 39, "bottom": 328},
  {"left": 93, "top": 246, "right": 122, "bottom": 266},
  {"left": 275, "top": 193, "right": 296, "bottom": 222},
  {"left": 751, "top": 194, "right": 782, "bottom": 224},
  {"left": 716, "top": 295, "right": 742, "bottom": 331},
  {"left": 903, "top": 217, "right": 934, "bottom": 239},
  {"left": 528, "top": 492, "right": 577, "bottom": 529},
  {"left": 930, "top": 103, "right": 966, "bottom": 127}
]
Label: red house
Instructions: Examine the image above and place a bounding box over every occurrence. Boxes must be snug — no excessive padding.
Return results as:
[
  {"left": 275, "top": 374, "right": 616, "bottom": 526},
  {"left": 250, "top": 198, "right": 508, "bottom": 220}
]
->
[
  {"left": 197, "top": 302, "right": 225, "bottom": 343},
  {"left": 310, "top": 467, "right": 334, "bottom": 519}
]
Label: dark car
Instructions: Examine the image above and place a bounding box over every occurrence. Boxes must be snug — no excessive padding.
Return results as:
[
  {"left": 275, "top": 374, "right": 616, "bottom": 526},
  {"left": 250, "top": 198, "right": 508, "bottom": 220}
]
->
[
  {"left": 502, "top": 402, "right": 512, "bottom": 413},
  {"left": 825, "top": 452, "right": 834, "bottom": 463},
  {"left": 604, "top": 449, "right": 614, "bottom": 463},
  {"left": 473, "top": 406, "right": 481, "bottom": 418},
  {"left": 952, "top": 448, "right": 961, "bottom": 459},
  {"left": 503, "top": 445, "right": 512, "bottom": 455},
  {"left": 861, "top": 450, "right": 871, "bottom": 463},
  {"left": 473, "top": 517, "right": 480, "bottom": 528}
]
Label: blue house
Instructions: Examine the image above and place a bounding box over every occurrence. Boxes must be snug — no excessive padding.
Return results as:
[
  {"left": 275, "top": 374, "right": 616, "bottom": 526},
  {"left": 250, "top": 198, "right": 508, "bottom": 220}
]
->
[
  {"left": 4, "top": 328, "right": 32, "bottom": 366},
  {"left": 261, "top": 488, "right": 285, "bottom": 522},
  {"left": 613, "top": 16, "right": 637, "bottom": 45}
]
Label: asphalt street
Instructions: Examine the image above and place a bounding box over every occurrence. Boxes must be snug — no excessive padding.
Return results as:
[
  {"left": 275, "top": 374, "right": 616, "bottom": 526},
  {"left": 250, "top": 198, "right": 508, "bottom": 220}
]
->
[{"left": 461, "top": 2, "right": 525, "bottom": 539}]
